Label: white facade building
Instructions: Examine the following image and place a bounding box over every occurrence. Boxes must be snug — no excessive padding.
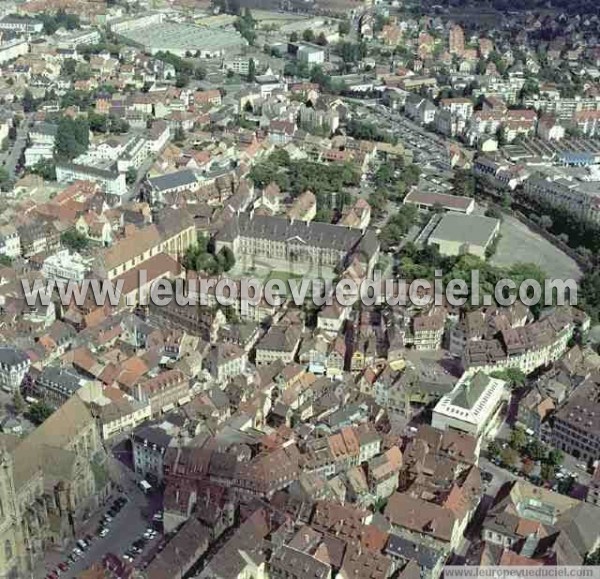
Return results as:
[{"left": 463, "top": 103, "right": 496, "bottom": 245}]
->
[
  {"left": 432, "top": 372, "right": 507, "bottom": 438},
  {"left": 0, "top": 347, "right": 30, "bottom": 393},
  {"left": 42, "top": 250, "right": 93, "bottom": 283}
]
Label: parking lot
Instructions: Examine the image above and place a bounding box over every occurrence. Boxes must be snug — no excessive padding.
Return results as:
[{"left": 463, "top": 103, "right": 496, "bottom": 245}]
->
[
  {"left": 41, "top": 458, "right": 164, "bottom": 579},
  {"left": 491, "top": 214, "right": 582, "bottom": 280}
]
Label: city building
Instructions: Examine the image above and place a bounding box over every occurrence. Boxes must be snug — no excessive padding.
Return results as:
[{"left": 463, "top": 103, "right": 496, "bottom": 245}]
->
[
  {"left": 0, "top": 15, "right": 43, "bottom": 34},
  {"left": 215, "top": 214, "right": 379, "bottom": 275},
  {"left": 432, "top": 371, "right": 508, "bottom": 438},
  {"left": 404, "top": 190, "right": 475, "bottom": 214},
  {"left": 523, "top": 172, "right": 600, "bottom": 225},
  {"left": 56, "top": 159, "right": 127, "bottom": 199},
  {"left": 551, "top": 373, "right": 600, "bottom": 463},
  {"left": 463, "top": 308, "right": 587, "bottom": 376},
  {"left": 0, "top": 397, "right": 109, "bottom": 577},
  {"left": 0, "top": 39, "right": 28, "bottom": 65},
  {"left": 449, "top": 24, "right": 465, "bottom": 55},
  {"left": 0, "top": 347, "right": 30, "bottom": 393},
  {"left": 131, "top": 423, "right": 174, "bottom": 483},
  {"left": 426, "top": 213, "right": 500, "bottom": 259},
  {"left": 42, "top": 250, "right": 93, "bottom": 283}
]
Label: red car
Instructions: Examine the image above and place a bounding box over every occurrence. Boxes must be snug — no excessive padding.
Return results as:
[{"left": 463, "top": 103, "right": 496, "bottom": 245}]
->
[{"left": 58, "top": 562, "right": 69, "bottom": 572}]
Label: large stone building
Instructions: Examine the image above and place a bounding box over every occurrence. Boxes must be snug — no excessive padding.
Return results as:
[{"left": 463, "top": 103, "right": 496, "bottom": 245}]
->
[
  {"left": 215, "top": 214, "right": 379, "bottom": 275},
  {"left": 0, "top": 397, "right": 109, "bottom": 578}
]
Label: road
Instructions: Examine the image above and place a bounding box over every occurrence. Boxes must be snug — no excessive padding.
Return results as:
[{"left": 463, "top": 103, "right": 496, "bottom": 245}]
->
[{"left": 0, "top": 113, "right": 34, "bottom": 181}]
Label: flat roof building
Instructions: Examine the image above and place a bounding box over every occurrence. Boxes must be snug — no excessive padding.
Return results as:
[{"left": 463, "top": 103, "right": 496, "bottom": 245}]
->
[
  {"left": 432, "top": 371, "right": 507, "bottom": 438},
  {"left": 426, "top": 213, "right": 500, "bottom": 259},
  {"left": 118, "top": 21, "right": 247, "bottom": 58}
]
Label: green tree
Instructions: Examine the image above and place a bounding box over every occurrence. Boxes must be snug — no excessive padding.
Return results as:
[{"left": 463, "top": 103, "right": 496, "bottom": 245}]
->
[
  {"left": 316, "top": 32, "right": 328, "bottom": 46},
  {"left": 216, "top": 246, "right": 236, "bottom": 272},
  {"left": 22, "top": 89, "right": 36, "bottom": 113},
  {"left": 509, "top": 427, "right": 527, "bottom": 451},
  {"left": 524, "top": 439, "right": 546, "bottom": 461},
  {"left": 0, "top": 167, "right": 10, "bottom": 187},
  {"left": 338, "top": 20, "right": 351, "bottom": 36},
  {"left": 290, "top": 31, "right": 299, "bottom": 42},
  {"left": 126, "top": 167, "right": 137, "bottom": 185},
  {"left": 61, "top": 229, "right": 89, "bottom": 251},
  {"left": 546, "top": 449, "right": 564, "bottom": 467},
  {"left": 379, "top": 205, "right": 418, "bottom": 249},
  {"left": 452, "top": 168, "right": 476, "bottom": 197},
  {"left": 27, "top": 401, "right": 54, "bottom": 425},
  {"left": 173, "top": 126, "right": 185, "bottom": 143},
  {"left": 302, "top": 29, "right": 315, "bottom": 42},
  {"left": 585, "top": 550, "right": 600, "bottom": 566},
  {"left": 13, "top": 390, "right": 26, "bottom": 414},
  {"left": 55, "top": 116, "right": 89, "bottom": 161},
  {"left": 31, "top": 159, "right": 56, "bottom": 181},
  {"left": 247, "top": 58, "right": 256, "bottom": 82},
  {"left": 500, "top": 447, "right": 519, "bottom": 468},
  {"left": 540, "top": 463, "right": 555, "bottom": 481},
  {"left": 487, "top": 439, "right": 502, "bottom": 459}
]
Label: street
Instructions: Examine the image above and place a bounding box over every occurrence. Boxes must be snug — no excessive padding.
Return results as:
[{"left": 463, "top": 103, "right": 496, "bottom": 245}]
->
[{"left": 0, "top": 113, "right": 34, "bottom": 181}]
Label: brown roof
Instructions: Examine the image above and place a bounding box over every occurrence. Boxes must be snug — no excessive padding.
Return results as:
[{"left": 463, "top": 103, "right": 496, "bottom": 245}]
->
[
  {"left": 384, "top": 492, "right": 457, "bottom": 543},
  {"left": 113, "top": 252, "right": 182, "bottom": 295},
  {"left": 401, "top": 172, "right": 463, "bottom": 199},
  {"left": 101, "top": 225, "right": 161, "bottom": 271}
]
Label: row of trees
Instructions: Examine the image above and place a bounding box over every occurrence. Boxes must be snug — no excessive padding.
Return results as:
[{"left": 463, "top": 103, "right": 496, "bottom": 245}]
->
[
  {"left": 488, "top": 428, "right": 563, "bottom": 481},
  {"left": 88, "top": 112, "right": 130, "bottom": 135},
  {"left": 55, "top": 116, "right": 90, "bottom": 161},
  {"left": 154, "top": 51, "right": 206, "bottom": 87},
  {"left": 248, "top": 150, "right": 358, "bottom": 218},
  {"left": 39, "top": 9, "right": 80, "bottom": 35},
  {"left": 289, "top": 30, "right": 328, "bottom": 46}
]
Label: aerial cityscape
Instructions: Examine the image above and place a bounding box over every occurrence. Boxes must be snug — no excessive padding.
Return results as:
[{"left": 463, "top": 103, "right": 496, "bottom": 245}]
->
[{"left": 0, "top": 0, "right": 599, "bottom": 577}]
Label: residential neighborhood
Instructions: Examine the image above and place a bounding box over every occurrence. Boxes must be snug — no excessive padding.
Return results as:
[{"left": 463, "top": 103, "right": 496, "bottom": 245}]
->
[{"left": 0, "top": 0, "right": 599, "bottom": 578}]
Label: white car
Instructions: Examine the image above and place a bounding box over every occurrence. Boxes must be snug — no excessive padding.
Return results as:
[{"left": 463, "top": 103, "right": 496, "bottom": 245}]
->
[{"left": 99, "top": 528, "right": 109, "bottom": 538}]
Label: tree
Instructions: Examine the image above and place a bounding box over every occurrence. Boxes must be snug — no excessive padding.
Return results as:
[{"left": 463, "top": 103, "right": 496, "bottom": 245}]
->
[
  {"left": 216, "top": 246, "right": 235, "bottom": 272},
  {"left": 585, "top": 550, "right": 600, "bottom": 566},
  {"left": 316, "top": 32, "right": 328, "bottom": 46},
  {"left": 524, "top": 439, "right": 546, "bottom": 462},
  {"left": 13, "top": 390, "right": 26, "bottom": 414},
  {"left": 500, "top": 447, "right": 519, "bottom": 468},
  {"left": 126, "top": 167, "right": 137, "bottom": 185},
  {"left": 452, "top": 168, "right": 476, "bottom": 197},
  {"left": 173, "top": 127, "right": 185, "bottom": 143},
  {"left": 509, "top": 427, "right": 527, "bottom": 451},
  {"left": 55, "top": 116, "right": 89, "bottom": 161},
  {"left": 485, "top": 206, "right": 503, "bottom": 220},
  {"left": 546, "top": 449, "right": 564, "bottom": 467},
  {"left": 540, "top": 463, "right": 555, "bottom": 481},
  {"left": 22, "top": 89, "right": 36, "bottom": 113},
  {"left": 27, "top": 401, "right": 54, "bottom": 425},
  {"left": 247, "top": 58, "right": 256, "bottom": 82},
  {"left": 194, "top": 65, "right": 207, "bottom": 80},
  {"left": 31, "top": 159, "right": 56, "bottom": 181},
  {"left": 0, "top": 167, "right": 10, "bottom": 188},
  {"left": 379, "top": 205, "right": 419, "bottom": 249},
  {"left": 302, "top": 29, "right": 315, "bottom": 42},
  {"left": 61, "top": 229, "right": 89, "bottom": 251},
  {"left": 487, "top": 439, "right": 502, "bottom": 459},
  {"left": 521, "top": 458, "right": 535, "bottom": 477},
  {"left": 290, "top": 31, "right": 299, "bottom": 42},
  {"left": 539, "top": 214, "right": 553, "bottom": 229},
  {"left": 338, "top": 20, "right": 350, "bottom": 36}
]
